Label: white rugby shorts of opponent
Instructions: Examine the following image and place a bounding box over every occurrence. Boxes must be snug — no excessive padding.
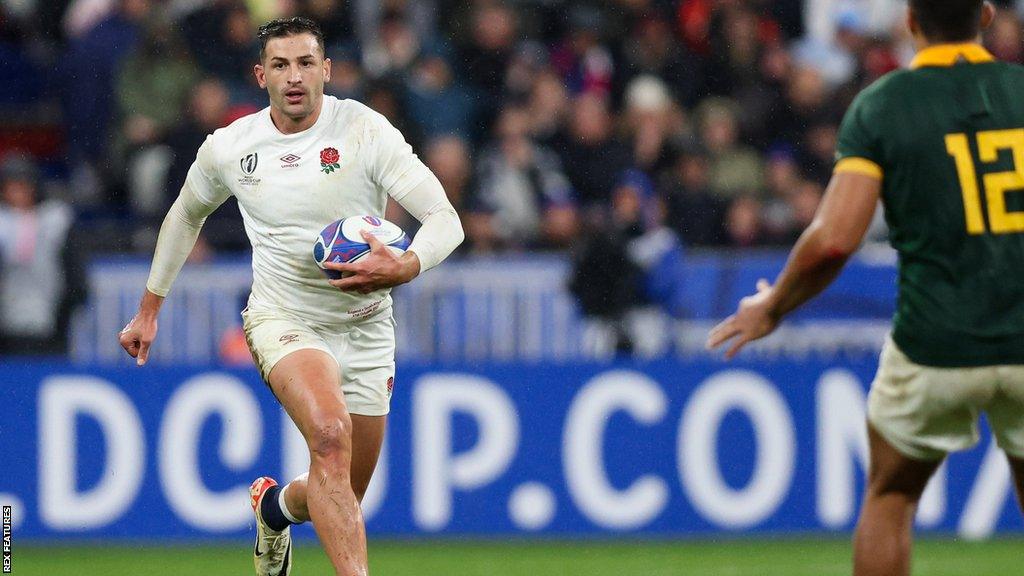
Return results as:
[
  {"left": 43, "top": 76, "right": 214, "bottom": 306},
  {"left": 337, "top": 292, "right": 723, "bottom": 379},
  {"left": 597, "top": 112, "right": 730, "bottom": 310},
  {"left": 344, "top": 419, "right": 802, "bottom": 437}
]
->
[{"left": 118, "top": 16, "right": 464, "bottom": 576}]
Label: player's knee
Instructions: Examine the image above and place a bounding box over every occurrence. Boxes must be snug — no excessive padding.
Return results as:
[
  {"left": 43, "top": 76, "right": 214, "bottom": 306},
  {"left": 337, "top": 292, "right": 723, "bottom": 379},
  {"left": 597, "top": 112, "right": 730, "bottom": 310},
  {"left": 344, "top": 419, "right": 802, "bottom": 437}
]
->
[{"left": 306, "top": 410, "right": 353, "bottom": 462}]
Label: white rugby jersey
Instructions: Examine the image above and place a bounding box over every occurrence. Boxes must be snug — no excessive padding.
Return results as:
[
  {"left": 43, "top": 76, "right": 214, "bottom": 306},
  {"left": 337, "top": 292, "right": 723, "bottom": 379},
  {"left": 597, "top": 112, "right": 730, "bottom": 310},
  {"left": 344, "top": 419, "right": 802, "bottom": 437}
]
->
[{"left": 185, "top": 96, "right": 433, "bottom": 324}]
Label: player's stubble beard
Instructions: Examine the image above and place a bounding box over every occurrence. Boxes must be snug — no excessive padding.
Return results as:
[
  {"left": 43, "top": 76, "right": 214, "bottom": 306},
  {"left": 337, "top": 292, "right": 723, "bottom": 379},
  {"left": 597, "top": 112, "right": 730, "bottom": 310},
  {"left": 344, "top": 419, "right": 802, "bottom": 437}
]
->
[{"left": 272, "top": 83, "right": 323, "bottom": 124}]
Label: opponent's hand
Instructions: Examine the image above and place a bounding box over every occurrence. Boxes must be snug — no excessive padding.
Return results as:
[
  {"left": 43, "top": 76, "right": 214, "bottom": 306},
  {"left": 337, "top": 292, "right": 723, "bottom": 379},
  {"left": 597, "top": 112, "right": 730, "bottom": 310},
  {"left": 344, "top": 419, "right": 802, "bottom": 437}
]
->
[
  {"left": 325, "top": 230, "right": 420, "bottom": 294},
  {"left": 119, "top": 312, "right": 158, "bottom": 366},
  {"left": 706, "top": 279, "right": 780, "bottom": 360}
]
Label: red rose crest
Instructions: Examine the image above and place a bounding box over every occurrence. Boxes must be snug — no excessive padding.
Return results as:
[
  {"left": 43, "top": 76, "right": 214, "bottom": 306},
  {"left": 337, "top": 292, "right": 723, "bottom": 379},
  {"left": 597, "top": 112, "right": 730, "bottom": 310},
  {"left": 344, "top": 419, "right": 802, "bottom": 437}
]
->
[{"left": 320, "top": 147, "right": 340, "bottom": 173}]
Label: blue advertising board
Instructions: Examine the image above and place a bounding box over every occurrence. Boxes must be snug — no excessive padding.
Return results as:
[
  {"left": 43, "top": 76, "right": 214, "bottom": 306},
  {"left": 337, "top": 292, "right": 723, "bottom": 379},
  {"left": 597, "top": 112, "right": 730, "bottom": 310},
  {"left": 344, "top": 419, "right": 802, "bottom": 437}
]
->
[{"left": 2, "top": 359, "right": 1021, "bottom": 540}]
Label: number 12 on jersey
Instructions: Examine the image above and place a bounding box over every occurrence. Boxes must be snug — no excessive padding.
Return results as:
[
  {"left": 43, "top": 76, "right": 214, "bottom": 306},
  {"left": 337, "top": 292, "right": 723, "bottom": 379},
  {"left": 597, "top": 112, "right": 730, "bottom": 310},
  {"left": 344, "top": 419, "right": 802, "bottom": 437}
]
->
[{"left": 945, "top": 128, "right": 1024, "bottom": 235}]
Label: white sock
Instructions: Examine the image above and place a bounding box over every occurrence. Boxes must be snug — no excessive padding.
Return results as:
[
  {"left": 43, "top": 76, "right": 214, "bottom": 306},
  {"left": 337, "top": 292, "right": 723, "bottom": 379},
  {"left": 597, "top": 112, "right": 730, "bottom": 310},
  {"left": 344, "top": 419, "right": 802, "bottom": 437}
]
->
[{"left": 278, "top": 483, "right": 303, "bottom": 524}]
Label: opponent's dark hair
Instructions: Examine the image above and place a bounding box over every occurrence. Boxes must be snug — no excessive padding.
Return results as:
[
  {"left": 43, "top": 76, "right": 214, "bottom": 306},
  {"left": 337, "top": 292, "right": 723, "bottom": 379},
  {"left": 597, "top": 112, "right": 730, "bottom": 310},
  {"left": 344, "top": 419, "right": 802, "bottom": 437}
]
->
[
  {"left": 909, "top": 0, "right": 985, "bottom": 42},
  {"left": 257, "top": 17, "right": 325, "bottom": 60}
]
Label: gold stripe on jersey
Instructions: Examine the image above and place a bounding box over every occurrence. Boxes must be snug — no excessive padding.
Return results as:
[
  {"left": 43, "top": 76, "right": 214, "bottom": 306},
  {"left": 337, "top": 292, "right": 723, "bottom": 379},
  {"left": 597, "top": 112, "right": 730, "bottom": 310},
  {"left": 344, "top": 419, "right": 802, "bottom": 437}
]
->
[
  {"left": 834, "top": 157, "right": 883, "bottom": 179},
  {"left": 910, "top": 43, "right": 995, "bottom": 69}
]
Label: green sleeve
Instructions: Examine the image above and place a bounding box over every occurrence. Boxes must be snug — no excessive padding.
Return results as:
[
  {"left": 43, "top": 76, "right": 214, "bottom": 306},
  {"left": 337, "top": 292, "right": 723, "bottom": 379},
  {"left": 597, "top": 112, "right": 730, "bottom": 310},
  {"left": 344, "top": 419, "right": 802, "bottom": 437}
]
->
[{"left": 835, "top": 90, "right": 883, "bottom": 167}]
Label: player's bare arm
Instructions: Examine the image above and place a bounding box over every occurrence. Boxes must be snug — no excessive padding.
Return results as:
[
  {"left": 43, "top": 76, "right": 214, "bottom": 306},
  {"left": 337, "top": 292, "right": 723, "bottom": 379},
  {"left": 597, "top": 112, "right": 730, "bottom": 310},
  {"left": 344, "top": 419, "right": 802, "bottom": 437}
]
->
[
  {"left": 325, "top": 230, "right": 422, "bottom": 294},
  {"left": 707, "top": 171, "right": 881, "bottom": 358}
]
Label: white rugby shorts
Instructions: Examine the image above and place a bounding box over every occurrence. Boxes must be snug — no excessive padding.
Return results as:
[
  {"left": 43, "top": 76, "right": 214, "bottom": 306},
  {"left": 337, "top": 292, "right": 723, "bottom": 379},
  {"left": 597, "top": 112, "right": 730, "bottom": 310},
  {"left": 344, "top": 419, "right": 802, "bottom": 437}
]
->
[
  {"left": 242, "top": 306, "right": 396, "bottom": 416},
  {"left": 867, "top": 335, "right": 1024, "bottom": 460}
]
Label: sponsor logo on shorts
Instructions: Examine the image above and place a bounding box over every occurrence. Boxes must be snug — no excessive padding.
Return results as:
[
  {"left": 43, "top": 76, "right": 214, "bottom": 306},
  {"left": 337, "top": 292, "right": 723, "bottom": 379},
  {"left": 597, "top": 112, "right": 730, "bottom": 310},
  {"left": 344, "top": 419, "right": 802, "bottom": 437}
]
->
[
  {"left": 386, "top": 376, "right": 394, "bottom": 397},
  {"left": 279, "top": 334, "right": 300, "bottom": 345}
]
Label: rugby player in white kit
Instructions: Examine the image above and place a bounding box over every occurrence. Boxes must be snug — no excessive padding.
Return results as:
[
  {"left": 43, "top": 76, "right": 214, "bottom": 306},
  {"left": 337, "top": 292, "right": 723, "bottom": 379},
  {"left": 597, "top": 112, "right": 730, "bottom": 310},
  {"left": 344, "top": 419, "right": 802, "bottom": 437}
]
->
[{"left": 118, "top": 17, "right": 464, "bottom": 576}]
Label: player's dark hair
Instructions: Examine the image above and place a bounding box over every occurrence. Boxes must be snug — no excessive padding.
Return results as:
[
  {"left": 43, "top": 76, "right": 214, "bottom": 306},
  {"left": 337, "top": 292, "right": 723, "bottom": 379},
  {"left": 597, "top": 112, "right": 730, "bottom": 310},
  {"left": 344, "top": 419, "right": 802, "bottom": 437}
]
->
[
  {"left": 257, "top": 17, "right": 325, "bottom": 60},
  {"left": 909, "top": 0, "right": 985, "bottom": 42}
]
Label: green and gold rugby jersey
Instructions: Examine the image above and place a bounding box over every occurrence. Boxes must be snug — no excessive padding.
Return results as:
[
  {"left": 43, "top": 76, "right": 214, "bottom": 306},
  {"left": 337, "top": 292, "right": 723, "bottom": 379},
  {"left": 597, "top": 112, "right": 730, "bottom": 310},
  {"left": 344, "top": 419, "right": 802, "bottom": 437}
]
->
[{"left": 835, "top": 43, "right": 1024, "bottom": 367}]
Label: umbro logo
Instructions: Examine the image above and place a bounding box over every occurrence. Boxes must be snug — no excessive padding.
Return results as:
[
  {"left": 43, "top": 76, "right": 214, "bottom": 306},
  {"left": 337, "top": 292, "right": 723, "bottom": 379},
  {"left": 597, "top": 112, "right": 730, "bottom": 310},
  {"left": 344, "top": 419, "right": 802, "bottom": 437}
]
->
[{"left": 280, "top": 153, "right": 301, "bottom": 168}]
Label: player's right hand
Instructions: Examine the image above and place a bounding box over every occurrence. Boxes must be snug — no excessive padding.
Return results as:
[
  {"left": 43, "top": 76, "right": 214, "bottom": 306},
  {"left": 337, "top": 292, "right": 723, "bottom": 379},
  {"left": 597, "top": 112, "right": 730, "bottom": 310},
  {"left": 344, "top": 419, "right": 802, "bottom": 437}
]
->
[{"left": 119, "top": 313, "right": 158, "bottom": 366}]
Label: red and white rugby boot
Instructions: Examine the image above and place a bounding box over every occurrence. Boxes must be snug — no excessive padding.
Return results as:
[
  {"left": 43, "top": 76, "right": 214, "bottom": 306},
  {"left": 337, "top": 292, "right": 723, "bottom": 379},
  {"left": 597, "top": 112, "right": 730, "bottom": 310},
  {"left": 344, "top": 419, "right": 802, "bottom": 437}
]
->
[{"left": 250, "top": 477, "right": 293, "bottom": 576}]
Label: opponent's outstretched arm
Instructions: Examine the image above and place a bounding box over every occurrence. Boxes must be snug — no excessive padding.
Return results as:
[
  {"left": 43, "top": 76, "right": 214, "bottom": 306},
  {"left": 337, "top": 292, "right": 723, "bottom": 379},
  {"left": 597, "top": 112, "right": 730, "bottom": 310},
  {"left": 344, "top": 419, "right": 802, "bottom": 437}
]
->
[
  {"left": 706, "top": 171, "right": 881, "bottom": 359},
  {"left": 119, "top": 183, "right": 222, "bottom": 364}
]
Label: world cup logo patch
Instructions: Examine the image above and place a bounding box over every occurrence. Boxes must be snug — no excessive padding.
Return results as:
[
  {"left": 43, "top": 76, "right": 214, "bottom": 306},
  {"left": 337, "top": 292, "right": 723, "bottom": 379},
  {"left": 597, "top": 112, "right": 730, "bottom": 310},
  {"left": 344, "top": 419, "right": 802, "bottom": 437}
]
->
[{"left": 240, "top": 152, "right": 258, "bottom": 175}]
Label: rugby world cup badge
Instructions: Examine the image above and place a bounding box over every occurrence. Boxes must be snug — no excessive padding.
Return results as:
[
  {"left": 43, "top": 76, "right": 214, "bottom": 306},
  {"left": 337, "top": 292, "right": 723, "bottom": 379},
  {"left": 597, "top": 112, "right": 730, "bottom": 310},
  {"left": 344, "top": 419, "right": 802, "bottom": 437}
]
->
[
  {"left": 238, "top": 152, "right": 261, "bottom": 186},
  {"left": 240, "top": 152, "right": 258, "bottom": 174},
  {"left": 320, "top": 147, "right": 340, "bottom": 174}
]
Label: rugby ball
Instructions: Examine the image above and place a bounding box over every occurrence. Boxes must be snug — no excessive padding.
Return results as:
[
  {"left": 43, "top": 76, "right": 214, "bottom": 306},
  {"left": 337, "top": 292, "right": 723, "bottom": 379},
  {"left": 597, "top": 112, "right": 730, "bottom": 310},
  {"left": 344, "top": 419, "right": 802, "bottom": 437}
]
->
[{"left": 313, "top": 215, "right": 411, "bottom": 280}]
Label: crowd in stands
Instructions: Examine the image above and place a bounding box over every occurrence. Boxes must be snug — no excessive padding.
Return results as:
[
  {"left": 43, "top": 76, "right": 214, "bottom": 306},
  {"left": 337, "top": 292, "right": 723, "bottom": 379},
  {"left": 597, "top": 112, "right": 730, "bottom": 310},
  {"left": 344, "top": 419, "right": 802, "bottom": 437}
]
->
[{"left": 2, "top": 0, "right": 1024, "bottom": 354}]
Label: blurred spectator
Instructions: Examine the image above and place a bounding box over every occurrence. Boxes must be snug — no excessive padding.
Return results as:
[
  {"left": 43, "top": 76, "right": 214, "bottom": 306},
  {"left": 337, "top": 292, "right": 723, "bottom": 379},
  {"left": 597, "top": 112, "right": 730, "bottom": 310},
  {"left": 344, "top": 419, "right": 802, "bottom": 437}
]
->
[
  {"left": 361, "top": 8, "right": 421, "bottom": 80},
  {"left": 325, "top": 45, "right": 366, "bottom": 101},
  {"left": 799, "top": 122, "right": 839, "bottom": 185},
  {"left": 803, "top": 0, "right": 902, "bottom": 47},
  {"left": 457, "top": 2, "right": 517, "bottom": 100},
  {"left": 550, "top": 5, "right": 614, "bottom": 97},
  {"left": 761, "top": 146, "right": 803, "bottom": 240},
  {"left": 165, "top": 79, "right": 233, "bottom": 202},
  {"left": 0, "top": 156, "right": 84, "bottom": 355},
  {"left": 388, "top": 135, "right": 473, "bottom": 233},
  {"left": 503, "top": 40, "right": 549, "bottom": 101},
  {"left": 661, "top": 142, "right": 726, "bottom": 246},
  {"left": 423, "top": 135, "right": 472, "bottom": 211},
  {"left": 526, "top": 70, "right": 570, "bottom": 146},
  {"left": 354, "top": 0, "right": 437, "bottom": 51},
  {"left": 704, "top": 4, "right": 768, "bottom": 96},
  {"left": 783, "top": 179, "right": 823, "bottom": 242},
  {"left": 182, "top": 2, "right": 258, "bottom": 89},
  {"left": 570, "top": 169, "right": 684, "bottom": 357},
  {"left": 116, "top": 23, "right": 199, "bottom": 217},
  {"left": 621, "top": 75, "right": 685, "bottom": 175},
  {"left": 696, "top": 97, "right": 763, "bottom": 199},
  {"left": 467, "top": 105, "right": 577, "bottom": 252},
  {"left": 555, "top": 93, "right": 631, "bottom": 208},
  {"left": 298, "top": 0, "right": 354, "bottom": 48},
  {"left": 61, "top": 0, "right": 150, "bottom": 205},
  {"left": 724, "top": 195, "right": 766, "bottom": 247},
  {"left": 619, "top": 15, "right": 706, "bottom": 108},
  {"left": 0, "top": 8, "right": 47, "bottom": 107},
  {"left": 161, "top": 78, "right": 247, "bottom": 253},
  {"left": 790, "top": 10, "right": 859, "bottom": 89},
  {"left": 364, "top": 80, "right": 423, "bottom": 150},
  {"left": 403, "top": 48, "right": 480, "bottom": 140}
]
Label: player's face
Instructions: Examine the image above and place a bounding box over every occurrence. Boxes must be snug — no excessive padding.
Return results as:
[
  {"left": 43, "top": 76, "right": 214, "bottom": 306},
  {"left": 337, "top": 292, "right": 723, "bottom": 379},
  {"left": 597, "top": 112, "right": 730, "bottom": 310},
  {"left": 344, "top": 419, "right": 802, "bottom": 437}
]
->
[{"left": 254, "top": 33, "right": 331, "bottom": 121}]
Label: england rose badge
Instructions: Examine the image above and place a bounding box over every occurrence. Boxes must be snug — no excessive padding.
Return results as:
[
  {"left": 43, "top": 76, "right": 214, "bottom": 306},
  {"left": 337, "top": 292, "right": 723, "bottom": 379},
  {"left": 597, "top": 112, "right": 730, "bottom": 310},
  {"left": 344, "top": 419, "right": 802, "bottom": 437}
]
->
[{"left": 320, "top": 147, "right": 340, "bottom": 173}]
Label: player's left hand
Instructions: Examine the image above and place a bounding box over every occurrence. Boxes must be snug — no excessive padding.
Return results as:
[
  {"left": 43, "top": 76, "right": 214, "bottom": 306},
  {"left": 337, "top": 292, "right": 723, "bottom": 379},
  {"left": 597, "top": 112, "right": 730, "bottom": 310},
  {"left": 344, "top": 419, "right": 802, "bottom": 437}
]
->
[
  {"left": 706, "top": 279, "right": 780, "bottom": 360},
  {"left": 325, "top": 230, "right": 420, "bottom": 294}
]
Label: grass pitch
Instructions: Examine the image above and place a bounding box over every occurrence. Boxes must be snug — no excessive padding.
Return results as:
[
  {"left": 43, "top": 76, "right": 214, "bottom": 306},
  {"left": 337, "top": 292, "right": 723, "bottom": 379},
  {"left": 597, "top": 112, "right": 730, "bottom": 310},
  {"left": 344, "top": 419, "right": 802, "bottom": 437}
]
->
[{"left": 12, "top": 537, "right": 1023, "bottom": 575}]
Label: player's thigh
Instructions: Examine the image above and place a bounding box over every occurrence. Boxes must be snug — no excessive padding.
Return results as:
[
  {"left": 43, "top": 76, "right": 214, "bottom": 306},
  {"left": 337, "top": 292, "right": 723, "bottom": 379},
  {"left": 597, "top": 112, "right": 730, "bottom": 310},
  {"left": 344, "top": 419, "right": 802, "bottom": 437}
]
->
[
  {"left": 350, "top": 414, "right": 386, "bottom": 498},
  {"left": 242, "top": 308, "right": 335, "bottom": 389},
  {"left": 867, "top": 336, "right": 991, "bottom": 460},
  {"left": 865, "top": 423, "right": 942, "bottom": 498},
  {"left": 336, "top": 312, "right": 396, "bottom": 418},
  {"left": 266, "top": 348, "right": 349, "bottom": 445}
]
